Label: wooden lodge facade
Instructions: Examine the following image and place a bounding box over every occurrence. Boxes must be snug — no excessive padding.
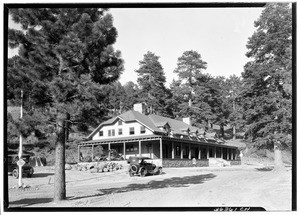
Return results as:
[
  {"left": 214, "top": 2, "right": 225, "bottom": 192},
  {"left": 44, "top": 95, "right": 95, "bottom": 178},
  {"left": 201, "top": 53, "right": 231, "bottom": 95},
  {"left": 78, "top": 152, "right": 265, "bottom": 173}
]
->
[{"left": 78, "top": 104, "right": 241, "bottom": 167}]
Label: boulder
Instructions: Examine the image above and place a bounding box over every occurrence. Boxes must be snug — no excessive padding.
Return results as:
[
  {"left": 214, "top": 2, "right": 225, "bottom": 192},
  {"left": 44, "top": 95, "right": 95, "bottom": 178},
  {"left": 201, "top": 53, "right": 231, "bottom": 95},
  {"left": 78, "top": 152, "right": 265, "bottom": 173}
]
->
[{"left": 65, "top": 164, "right": 72, "bottom": 170}]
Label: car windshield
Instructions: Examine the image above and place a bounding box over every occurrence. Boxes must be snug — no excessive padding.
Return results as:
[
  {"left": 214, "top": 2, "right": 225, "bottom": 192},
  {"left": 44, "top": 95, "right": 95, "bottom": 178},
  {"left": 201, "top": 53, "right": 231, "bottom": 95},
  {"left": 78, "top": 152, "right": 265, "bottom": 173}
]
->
[{"left": 142, "top": 159, "right": 153, "bottom": 163}]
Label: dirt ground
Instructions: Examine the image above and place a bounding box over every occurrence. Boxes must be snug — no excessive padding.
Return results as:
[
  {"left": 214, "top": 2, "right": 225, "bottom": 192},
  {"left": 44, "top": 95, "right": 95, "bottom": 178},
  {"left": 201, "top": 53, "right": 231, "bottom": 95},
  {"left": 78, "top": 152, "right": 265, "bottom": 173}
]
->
[{"left": 7, "top": 163, "right": 292, "bottom": 211}]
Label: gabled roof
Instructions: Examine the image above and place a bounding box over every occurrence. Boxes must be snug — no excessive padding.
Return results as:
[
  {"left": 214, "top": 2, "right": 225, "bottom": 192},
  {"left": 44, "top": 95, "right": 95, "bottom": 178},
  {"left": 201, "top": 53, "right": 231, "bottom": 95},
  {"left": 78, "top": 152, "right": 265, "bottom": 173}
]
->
[
  {"left": 88, "top": 110, "right": 163, "bottom": 139},
  {"left": 88, "top": 110, "right": 205, "bottom": 140}
]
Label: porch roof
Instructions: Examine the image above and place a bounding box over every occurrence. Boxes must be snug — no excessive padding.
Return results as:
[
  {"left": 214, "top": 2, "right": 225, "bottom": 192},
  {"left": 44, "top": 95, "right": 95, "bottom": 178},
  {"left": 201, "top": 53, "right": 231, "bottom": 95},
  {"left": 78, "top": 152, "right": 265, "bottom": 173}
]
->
[
  {"left": 79, "top": 134, "right": 162, "bottom": 146},
  {"left": 79, "top": 134, "right": 238, "bottom": 149}
]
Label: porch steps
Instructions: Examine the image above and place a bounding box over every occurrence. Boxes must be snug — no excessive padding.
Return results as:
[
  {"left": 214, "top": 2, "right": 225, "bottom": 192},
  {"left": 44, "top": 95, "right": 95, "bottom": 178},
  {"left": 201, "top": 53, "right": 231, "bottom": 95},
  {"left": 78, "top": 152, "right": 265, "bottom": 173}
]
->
[{"left": 208, "top": 158, "right": 231, "bottom": 167}]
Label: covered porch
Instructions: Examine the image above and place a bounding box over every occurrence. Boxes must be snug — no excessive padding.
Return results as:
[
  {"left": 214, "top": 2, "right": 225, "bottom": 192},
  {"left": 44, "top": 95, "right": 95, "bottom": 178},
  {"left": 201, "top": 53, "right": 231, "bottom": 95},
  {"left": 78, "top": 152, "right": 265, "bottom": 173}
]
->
[
  {"left": 78, "top": 135, "right": 239, "bottom": 164},
  {"left": 78, "top": 134, "right": 164, "bottom": 162}
]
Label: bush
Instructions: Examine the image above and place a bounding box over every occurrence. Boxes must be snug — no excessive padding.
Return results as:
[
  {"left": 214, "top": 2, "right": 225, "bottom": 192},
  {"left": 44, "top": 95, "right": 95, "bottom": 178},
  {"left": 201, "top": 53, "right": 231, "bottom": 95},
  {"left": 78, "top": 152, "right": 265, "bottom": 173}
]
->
[{"left": 83, "top": 156, "right": 92, "bottom": 162}]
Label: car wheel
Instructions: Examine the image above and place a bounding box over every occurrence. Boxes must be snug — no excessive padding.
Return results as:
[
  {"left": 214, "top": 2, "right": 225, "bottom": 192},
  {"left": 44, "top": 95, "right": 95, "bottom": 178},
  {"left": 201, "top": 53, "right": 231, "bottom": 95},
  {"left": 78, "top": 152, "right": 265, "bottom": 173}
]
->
[
  {"left": 129, "top": 171, "right": 134, "bottom": 177},
  {"left": 130, "top": 165, "right": 138, "bottom": 173},
  {"left": 12, "top": 169, "right": 19, "bottom": 178},
  {"left": 27, "top": 168, "right": 34, "bottom": 178},
  {"left": 140, "top": 168, "right": 147, "bottom": 177},
  {"left": 157, "top": 167, "right": 162, "bottom": 175}
]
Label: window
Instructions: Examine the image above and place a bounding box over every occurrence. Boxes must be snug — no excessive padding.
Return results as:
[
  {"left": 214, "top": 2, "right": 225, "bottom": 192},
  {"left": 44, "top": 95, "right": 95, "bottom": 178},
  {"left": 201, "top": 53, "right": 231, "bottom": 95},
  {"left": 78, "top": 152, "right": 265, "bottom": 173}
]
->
[
  {"left": 108, "top": 129, "right": 115, "bottom": 137},
  {"left": 126, "top": 145, "right": 136, "bottom": 152},
  {"left": 140, "top": 126, "right": 146, "bottom": 134},
  {"left": 99, "top": 131, "right": 103, "bottom": 136},
  {"left": 129, "top": 127, "right": 135, "bottom": 135},
  {"left": 118, "top": 120, "right": 122, "bottom": 125},
  {"left": 118, "top": 128, "right": 122, "bottom": 135}
]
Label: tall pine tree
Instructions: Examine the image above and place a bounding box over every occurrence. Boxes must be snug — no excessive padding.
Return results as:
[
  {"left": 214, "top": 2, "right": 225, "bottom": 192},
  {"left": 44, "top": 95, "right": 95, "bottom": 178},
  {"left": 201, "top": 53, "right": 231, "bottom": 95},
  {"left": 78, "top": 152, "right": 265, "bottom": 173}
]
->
[
  {"left": 135, "top": 51, "right": 172, "bottom": 116},
  {"left": 242, "top": 3, "right": 292, "bottom": 169},
  {"left": 8, "top": 8, "right": 123, "bottom": 201},
  {"left": 174, "top": 50, "right": 207, "bottom": 107}
]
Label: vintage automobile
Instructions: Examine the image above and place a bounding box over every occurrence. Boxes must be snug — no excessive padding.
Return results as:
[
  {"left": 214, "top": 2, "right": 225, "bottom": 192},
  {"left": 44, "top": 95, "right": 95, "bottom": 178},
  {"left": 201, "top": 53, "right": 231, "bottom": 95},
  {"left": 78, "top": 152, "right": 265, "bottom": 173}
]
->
[
  {"left": 8, "top": 154, "right": 34, "bottom": 178},
  {"left": 127, "top": 156, "right": 162, "bottom": 177}
]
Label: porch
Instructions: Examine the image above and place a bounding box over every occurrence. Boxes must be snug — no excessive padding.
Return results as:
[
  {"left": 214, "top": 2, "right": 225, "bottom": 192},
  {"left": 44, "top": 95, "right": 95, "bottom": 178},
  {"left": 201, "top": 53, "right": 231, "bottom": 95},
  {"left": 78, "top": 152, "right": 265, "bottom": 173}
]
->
[{"left": 78, "top": 134, "right": 240, "bottom": 166}]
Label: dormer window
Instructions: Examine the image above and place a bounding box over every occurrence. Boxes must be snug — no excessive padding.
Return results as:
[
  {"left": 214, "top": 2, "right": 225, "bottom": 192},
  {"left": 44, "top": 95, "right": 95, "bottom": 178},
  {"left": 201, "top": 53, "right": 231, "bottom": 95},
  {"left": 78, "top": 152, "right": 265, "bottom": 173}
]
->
[
  {"left": 99, "top": 131, "right": 103, "bottom": 137},
  {"left": 118, "top": 120, "right": 123, "bottom": 126}
]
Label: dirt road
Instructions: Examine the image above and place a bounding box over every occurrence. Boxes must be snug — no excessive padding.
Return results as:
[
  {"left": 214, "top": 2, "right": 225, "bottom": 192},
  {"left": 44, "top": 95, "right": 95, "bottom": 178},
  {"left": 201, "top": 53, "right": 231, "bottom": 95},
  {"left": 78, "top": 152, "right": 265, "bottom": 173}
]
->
[{"left": 7, "top": 164, "right": 292, "bottom": 211}]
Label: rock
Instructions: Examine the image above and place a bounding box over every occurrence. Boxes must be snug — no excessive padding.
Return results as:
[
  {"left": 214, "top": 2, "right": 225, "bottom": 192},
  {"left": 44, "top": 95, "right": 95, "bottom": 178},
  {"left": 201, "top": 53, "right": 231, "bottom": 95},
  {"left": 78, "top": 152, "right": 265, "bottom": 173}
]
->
[
  {"left": 22, "top": 184, "right": 30, "bottom": 188},
  {"left": 65, "top": 164, "right": 72, "bottom": 170},
  {"left": 97, "top": 163, "right": 106, "bottom": 170},
  {"left": 89, "top": 168, "right": 97, "bottom": 173}
]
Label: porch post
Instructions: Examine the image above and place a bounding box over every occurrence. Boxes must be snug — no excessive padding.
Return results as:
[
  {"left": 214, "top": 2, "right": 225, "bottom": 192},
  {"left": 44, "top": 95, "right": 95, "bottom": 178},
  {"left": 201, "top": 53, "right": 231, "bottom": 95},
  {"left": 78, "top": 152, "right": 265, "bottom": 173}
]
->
[
  {"left": 180, "top": 142, "right": 183, "bottom": 159},
  {"left": 171, "top": 141, "right": 174, "bottom": 159},
  {"left": 207, "top": 145, "right": 209, "bottom": 159},
  {"left": 159, "top": 138, "right": 163, "bottom": 159},
  {"left": 91, "top": 144, "right": 94, "bottom": 161},
  {"left": 139, "top": 140, "right": 142, "bottom": 157},
  {"left": 108, "top": 143, "right": 111, "bottom": 160},
  {"left": 214, "top": 146, "right": 217, "bottom": 158},
  {"left": 198, "top": 145, "right": 201, "bottom": 159},
  {"left": 221, "top": 147, "right": 223, "bottom": 159},
  {"left": 123, "top": 142, "right": 126, "bottom": 159},
  {"left": 188, "top": 143, "right": 191, "bottom": 159},
  {"left": 227, "top": 148, "right": 229, "bottom": 160}
]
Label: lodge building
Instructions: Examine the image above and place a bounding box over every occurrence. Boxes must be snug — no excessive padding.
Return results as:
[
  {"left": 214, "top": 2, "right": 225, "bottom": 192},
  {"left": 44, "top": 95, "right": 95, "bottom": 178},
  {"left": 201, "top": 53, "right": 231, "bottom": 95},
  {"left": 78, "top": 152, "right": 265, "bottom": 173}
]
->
[{"left": 78, "top": 103, "right": 241, "bottom": 167}]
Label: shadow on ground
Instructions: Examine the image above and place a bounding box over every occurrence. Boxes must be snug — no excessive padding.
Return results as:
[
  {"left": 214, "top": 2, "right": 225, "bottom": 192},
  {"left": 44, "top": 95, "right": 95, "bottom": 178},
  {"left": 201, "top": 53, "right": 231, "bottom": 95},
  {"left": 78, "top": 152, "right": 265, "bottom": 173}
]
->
[
  {"left": 70, "top": 173, "right": 216, "bottom": 201},
  {"left": 31, "top": 173, "right": 54, "bottom": 178},
  {"left": 255, "top": 167, "right": 274, "bottom": 172},
  {"left": 9, "top": 197, "right": 53, "bottom": 207}
]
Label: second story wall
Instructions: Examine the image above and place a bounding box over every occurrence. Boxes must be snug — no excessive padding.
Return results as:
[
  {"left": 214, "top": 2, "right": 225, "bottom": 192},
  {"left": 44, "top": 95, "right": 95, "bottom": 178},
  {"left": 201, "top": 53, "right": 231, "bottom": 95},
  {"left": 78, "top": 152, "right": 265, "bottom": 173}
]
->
[{"left": 92, "top": 119, "right": 153, "bottom": 140}]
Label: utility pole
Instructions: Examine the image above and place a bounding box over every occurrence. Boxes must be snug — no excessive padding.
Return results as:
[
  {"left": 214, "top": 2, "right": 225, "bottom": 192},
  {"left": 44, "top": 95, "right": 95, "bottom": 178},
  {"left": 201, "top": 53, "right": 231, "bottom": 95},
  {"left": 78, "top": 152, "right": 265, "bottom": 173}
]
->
[{"left": 18, "top": 90, "right": 24, "bottom": 187}]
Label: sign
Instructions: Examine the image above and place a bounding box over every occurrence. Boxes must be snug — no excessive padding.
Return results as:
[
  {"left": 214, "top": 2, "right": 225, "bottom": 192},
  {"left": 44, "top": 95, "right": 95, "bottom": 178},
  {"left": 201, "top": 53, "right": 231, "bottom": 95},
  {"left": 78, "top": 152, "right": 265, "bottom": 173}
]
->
[{"left": 17, "top": 159, "right": 26, "bottom": 167}]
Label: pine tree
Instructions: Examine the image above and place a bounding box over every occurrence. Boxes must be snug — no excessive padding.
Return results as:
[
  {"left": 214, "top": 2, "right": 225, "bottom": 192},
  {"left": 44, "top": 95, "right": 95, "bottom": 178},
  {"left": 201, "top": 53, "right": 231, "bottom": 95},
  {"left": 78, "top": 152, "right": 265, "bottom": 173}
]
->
[
  {"left": 242, "top": 3, "right": 292, "bottom": 169},
  {"left": 122, "top": 81, "right": 140, "bottom": 111},
  {"left": 8, "top": 8, "right": 123, "bottom": 201},
  {"left": 174, "top": 50, "right": 207, "bottom": 107},
  {"left": 225, "top": 75, "right": 244, "bottom": 140},
  {"left": 135, "top": 51, "right": 171, "bottom": 116}
]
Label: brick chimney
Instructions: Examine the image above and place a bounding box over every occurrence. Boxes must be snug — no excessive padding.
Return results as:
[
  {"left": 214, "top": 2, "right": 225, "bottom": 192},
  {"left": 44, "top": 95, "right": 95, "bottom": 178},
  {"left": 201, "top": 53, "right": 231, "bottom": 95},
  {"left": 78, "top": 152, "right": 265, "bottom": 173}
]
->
[
  {"left": 133, "top": 103, "right": 147, "bottom": 114},
  {"left": 183, "top": 117, "right": 191, "bottom": 125}
]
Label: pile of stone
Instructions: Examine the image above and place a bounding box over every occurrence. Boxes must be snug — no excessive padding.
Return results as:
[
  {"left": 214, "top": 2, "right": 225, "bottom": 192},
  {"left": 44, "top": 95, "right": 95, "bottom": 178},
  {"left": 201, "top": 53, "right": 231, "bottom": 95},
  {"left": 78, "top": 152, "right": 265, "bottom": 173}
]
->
[{"left": 66, "top": 161, "right": 124, "bottom": 173}]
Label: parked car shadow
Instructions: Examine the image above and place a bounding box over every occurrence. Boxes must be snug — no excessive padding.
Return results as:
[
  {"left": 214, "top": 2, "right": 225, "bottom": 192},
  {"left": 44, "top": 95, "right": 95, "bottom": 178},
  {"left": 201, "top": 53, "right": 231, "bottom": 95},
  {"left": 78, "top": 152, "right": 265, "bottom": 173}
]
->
[
  {"left": 70, "top": 173, "right": 216, "bottom": 201},
  {"left": 9, "top": 197, "right": 53, "bottom": 207},
  {"left": 31, "top": 173, "right": 54, "bottom": 178}
]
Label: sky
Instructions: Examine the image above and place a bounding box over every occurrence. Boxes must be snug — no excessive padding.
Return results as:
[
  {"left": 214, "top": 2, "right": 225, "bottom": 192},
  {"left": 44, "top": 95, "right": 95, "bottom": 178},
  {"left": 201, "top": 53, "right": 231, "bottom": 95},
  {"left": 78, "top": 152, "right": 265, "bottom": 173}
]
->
[
  {"left": 109, "top": 7, "right": 264, "bottom": 86},
  {"left": 8, "top": 6, "right": 264, "bottom": 86}
]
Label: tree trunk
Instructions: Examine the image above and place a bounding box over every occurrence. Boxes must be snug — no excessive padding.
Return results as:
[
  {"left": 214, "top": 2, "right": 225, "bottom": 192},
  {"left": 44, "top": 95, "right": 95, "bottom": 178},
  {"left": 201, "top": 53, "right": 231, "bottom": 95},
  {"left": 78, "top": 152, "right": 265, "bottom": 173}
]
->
[
  {"left": 273, "top": 140, "right": 284, "bottom": 171},
  {"left": 54, "top": 112, "right": 67, "bottom": 201},
  {"left": 65, "top": 113, "right": 70, "bottom": 143}
]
